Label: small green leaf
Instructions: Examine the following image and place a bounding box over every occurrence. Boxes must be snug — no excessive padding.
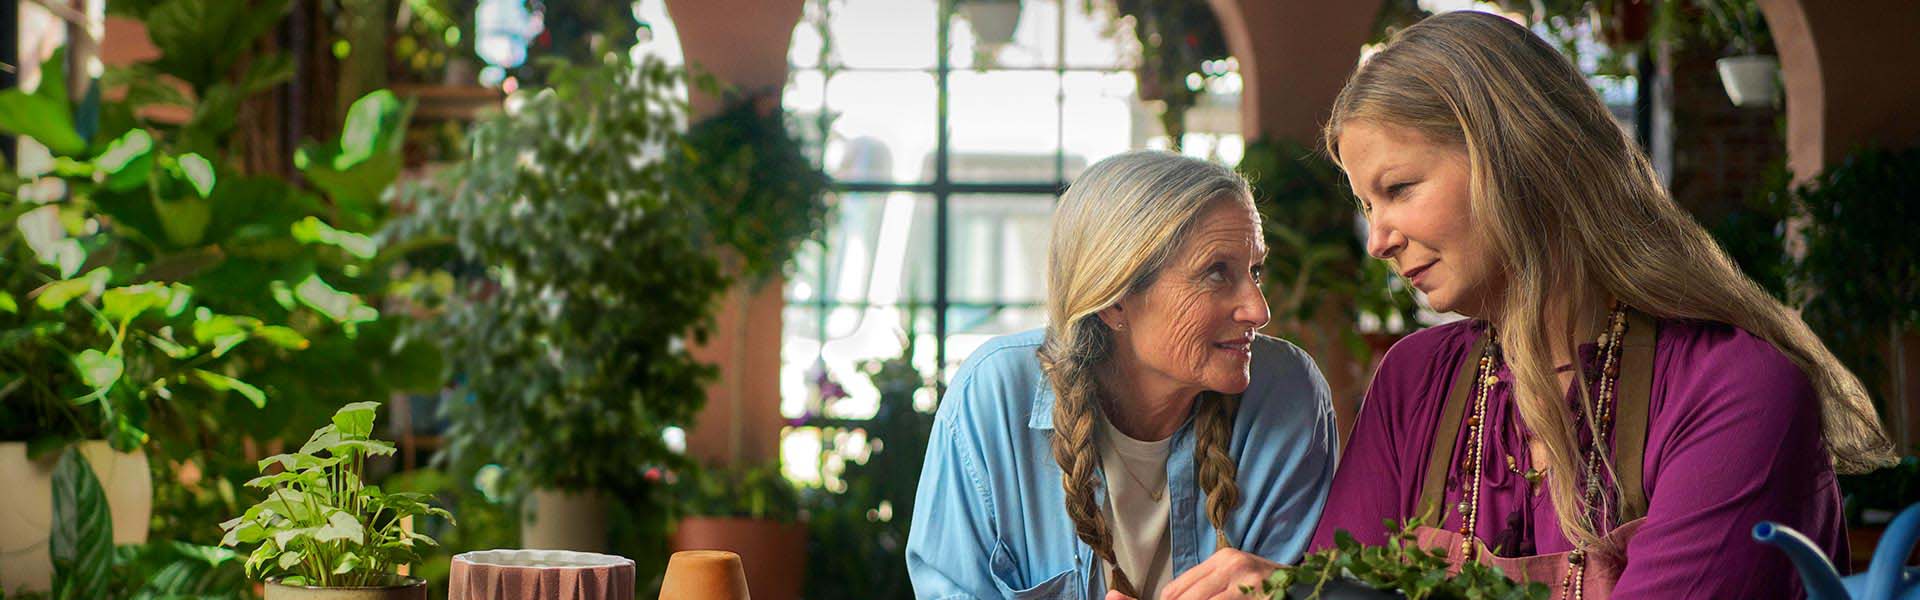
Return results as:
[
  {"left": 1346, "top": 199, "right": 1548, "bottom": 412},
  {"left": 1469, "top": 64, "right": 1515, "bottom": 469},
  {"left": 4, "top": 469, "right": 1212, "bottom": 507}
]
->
[
  {"left": 176, "top": 153, "right": 216, "bottom": 198},
  {"left": 95, "top": 128, "right": 155, "bottom": 191},
  {"left": 101, "top": 283, "right": 172, "bottom": 324},
  {"left": 290, "top": 216, "right": 378, "bottom": 259},
  {"left": 71, "top": 349, "right": 124, "bottom": 403},
  {"left": 0, "top": 292, "right": 16, "bottom": 314},
  {"left": 193, "top": 369, "right": 267, "bottom": 408},
  {"left": 252, "top": 325, "right": 310, "bottom": 350},
  {"left": 294, "top": 274, "right": 379, "bottom": 324},
  {"left": 35, "top": 268, "right": 111, "bottom": 311}
]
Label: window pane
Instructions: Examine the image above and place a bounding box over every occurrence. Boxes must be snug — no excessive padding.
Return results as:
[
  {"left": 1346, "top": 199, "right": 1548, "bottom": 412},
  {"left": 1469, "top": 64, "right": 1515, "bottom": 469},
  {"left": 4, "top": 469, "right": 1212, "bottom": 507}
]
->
[
  {"left": 949, "top": 0, "right": 1061, "bottom": 71},
  {"left": 1065, "top": 0, "right": 1137, "bottom": 69},
  {"left": 947, "top": 194, "right": 1053, "bottom": 306},
  {"left": 827, "top": 71, "right": 939, "bottom": 183},
  {"left": 1061, "top": 70, "right": 1140, "bottom": 180},
  {"left": 947, "top": 70, "right": 1062, "bottom": 183},
  {"left": 829, "top": 0, "right": 939, "bottom": 69}
]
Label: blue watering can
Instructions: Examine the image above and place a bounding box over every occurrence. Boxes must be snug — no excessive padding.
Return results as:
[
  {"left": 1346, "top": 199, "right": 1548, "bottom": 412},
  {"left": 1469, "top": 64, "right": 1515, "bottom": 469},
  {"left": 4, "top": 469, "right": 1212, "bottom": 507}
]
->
[{"left": 1754, "top": 502, "right": 1920, "bottom": 600}]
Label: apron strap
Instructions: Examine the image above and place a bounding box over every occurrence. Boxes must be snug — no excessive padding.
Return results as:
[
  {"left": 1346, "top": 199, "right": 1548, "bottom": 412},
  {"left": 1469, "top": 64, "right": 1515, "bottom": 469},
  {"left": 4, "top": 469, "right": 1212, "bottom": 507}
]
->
[
  {"left": 1612, "top": 310, "right": 1658, "bottom": 524},
  {"left": 1417, "top": 331, "right": 1491, "bottom": 520}
]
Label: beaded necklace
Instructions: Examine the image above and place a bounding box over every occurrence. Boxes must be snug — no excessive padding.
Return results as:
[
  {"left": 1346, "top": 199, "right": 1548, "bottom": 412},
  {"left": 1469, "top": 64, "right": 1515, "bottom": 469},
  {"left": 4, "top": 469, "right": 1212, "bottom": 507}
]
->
[{"left": 1456, "top": 302, "right": 1629, "bottom": 599}]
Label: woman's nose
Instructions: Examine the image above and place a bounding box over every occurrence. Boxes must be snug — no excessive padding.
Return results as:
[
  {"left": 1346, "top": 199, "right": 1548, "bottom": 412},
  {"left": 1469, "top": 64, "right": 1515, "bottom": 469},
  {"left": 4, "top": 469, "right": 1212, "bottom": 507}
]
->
[
  {"left": 1365, "top": 216, "right": 1403, "bottom": 259},
  {"left": 1237, "top": 279, "right": 1271, "bottom": 329}
]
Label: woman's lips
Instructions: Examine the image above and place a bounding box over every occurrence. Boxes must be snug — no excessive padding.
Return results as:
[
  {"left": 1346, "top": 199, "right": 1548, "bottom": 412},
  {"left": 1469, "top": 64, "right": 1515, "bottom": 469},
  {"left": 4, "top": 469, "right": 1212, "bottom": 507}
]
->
[
  {"left": 1212, "top": 337, "right": 1253, "bottom": 356},
  {"left": 1404, "top": 261, "right": 1436, "bottom": 288}
]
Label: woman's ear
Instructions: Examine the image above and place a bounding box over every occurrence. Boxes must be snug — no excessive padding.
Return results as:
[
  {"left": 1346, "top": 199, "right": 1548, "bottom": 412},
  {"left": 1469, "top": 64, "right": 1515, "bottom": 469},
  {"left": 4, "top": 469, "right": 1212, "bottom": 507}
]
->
[{"left": 1097, "top": 303, "right": 1127, "bottom": 332}]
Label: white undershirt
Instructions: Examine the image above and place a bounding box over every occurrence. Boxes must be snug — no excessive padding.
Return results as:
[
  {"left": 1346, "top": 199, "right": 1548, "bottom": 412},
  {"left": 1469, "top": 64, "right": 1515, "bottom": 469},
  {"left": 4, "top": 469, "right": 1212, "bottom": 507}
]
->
[{"left": 1099, "top": 417, "right": 1174, "bottom": 599}]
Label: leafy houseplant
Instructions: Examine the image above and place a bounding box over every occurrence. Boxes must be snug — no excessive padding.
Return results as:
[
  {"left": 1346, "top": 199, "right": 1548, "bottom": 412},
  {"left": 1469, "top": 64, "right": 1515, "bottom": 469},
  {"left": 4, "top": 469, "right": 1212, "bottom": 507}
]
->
[
  {"left": 220, "top": 401, "right": 450, "bottom": 594},
  {"left": 392, "top": 54, "right": 725, "bottom": 550}
]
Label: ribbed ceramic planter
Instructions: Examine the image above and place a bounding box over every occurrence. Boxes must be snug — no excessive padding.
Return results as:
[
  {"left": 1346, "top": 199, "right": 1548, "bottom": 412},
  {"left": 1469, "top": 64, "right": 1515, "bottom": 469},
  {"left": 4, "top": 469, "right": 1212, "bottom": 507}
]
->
[
  {"left": 264, "top": 576, "right": 427, "bottom": 600},
  {"left": 0, "top": 441, "right": 152, "bottom": 593},
  {"left": 449, "top": 549, "right": 635, "bottom": 600}
]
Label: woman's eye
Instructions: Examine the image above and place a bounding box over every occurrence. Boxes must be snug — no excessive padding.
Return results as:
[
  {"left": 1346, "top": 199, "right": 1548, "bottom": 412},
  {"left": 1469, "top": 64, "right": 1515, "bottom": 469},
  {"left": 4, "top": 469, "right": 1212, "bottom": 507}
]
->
[
  {"left": 1385, "top": 181, "right": 1415, "bottom": 198},
  {"left": 1206, "top": 264, "right": 1229, "bottom": 283},
  {"left": 1250, "top": 265, "right": 1264, "bottom": 284}
]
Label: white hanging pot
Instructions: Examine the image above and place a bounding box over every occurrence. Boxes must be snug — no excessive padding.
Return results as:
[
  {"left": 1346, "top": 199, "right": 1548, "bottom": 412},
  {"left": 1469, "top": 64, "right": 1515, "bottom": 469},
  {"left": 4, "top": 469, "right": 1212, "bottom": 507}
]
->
[
  {"left": 960, "top": 0, "right": 1022, "bottom": 48},
  {"left": 1717, "top": 54, "right": 1781, "bottom": 108}
]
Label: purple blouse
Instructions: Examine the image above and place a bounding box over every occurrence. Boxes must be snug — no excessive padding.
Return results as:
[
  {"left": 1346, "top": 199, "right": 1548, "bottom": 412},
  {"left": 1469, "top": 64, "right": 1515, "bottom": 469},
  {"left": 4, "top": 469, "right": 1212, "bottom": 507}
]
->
[{"left": 1309, "top": 318, "right": 1846, "bottom": 598}]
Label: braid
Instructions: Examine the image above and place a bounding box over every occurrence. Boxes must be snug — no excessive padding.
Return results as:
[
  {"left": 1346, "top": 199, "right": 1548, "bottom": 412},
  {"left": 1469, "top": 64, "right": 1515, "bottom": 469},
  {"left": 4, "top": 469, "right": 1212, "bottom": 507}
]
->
[
  {"left": 1193, "top": 391, "right": 1242, "bottom": 549},
  {"left": 1039, "top": 330, "right": 1138, "bottom": 598}
]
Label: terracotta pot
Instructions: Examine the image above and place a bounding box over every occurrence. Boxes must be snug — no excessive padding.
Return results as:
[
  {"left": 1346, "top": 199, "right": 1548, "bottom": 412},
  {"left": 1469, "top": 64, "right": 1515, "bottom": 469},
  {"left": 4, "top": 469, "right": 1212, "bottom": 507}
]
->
[
  {"left": 264, "top": 576, "right": 427, "bottom": 600},
  {"left": 521, "top": 488, "right": 609, "bottom": 552},
  {"left": 0, "top": 441, "right": 152, "bottom": 593},
  {"left": 669, "top": 517, "right": 807, "bottom": 600},
  {"left": 659, "top": 550, "right": 749, "bottom": 600},
  {"left": 449, "top": 549, "right": 635, "bottom": 600}
]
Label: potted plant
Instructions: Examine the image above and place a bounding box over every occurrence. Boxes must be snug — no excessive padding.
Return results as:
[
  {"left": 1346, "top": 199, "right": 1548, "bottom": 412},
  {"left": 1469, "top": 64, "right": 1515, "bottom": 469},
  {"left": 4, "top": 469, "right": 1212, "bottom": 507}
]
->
[
  {"left": 1252, "top": 518, "right": 1550, "bottom": 599},
  {"left": 1698, "top": 0, "right": 1779, "bottom": 107},
  {"left": 219, "top": 401, "right": 453, "bottom": 599},
  {"left": 668, "top": 462, "right": 805, "bottom": 600},
  {"left": 393, "top": 53, "right": 727, "bottom": 553}
]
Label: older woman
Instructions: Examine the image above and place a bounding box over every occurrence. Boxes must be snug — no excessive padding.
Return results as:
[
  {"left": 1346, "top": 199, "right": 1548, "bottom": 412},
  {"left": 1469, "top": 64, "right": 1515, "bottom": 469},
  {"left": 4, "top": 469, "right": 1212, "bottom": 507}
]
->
[
  {"left": 1301, "top": 11, "right": 1896, "bottom": 599},
  {"left": 905, "top": 151, "right": 1337, "bottom": 599}
]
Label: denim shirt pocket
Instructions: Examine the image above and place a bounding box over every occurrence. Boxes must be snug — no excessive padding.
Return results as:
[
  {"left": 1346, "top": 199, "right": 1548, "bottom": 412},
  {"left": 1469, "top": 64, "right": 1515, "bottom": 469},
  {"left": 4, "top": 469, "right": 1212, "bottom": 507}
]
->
[{"left": 989, "top": 539, "right": 1082, "bottom": 599}]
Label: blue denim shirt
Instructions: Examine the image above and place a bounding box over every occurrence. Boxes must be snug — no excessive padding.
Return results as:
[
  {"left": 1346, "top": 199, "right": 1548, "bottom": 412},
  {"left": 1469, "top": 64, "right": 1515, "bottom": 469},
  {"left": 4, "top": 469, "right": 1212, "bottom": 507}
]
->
[{"left": 906, "top": 329, "right": 1337, "bottom": 599}]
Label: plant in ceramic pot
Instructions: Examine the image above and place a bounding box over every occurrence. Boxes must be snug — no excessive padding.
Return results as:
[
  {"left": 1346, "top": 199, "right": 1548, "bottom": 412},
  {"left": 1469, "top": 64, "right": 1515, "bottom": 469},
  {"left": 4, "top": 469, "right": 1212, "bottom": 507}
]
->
[
  {"left": 667, "top": 462, "right": 804, "bottom": 600},
  {"left": 390, "top": 53, "right": 725, "bottom": 553},
  {"left": 219, "top": 401, "right": 452, "bottom": 598}
]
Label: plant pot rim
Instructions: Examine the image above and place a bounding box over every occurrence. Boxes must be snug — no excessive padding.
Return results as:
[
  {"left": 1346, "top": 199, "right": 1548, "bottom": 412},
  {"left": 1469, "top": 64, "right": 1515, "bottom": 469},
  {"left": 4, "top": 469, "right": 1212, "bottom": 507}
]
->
[
  {"left": 453, "top": 548, "right": 636, "bottom": 570},
  {"left": 266, "top": 575, "right": 427, "bottom": 590}
]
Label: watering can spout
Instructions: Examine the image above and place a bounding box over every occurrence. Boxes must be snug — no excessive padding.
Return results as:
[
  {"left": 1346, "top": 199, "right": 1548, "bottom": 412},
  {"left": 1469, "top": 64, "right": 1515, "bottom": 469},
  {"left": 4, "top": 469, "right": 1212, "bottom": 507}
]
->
[{"left": 1753, "top": 521, "right": 1852, "bottom": 600}]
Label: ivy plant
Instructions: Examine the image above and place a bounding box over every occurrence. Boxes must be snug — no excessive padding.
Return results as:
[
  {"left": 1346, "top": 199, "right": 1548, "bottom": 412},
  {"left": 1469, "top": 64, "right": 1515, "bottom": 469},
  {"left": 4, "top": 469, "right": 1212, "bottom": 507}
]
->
[
  {"left": 219, "top": 401, "right": 452, "bottom": 587},
  {"left": 1253, "top": 517, "right": 1550, "bottom": 600}
]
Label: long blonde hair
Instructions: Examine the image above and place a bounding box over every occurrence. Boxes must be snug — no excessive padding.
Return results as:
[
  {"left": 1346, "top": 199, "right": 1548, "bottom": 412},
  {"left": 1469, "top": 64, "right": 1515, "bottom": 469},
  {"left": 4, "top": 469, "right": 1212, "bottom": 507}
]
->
[
  {"left": 1324, "top": 11, "right": 1895, "bottom": 550},
  {"left": 1041, "top": 151, "right": 1250, "bottom": 595}
]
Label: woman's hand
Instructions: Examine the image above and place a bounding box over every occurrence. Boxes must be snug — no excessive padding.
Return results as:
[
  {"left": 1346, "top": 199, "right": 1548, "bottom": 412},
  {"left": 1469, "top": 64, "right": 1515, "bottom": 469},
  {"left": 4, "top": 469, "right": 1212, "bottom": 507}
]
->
[{"left": 1158, "top": 548, "right": 1282, "bottom": 599}]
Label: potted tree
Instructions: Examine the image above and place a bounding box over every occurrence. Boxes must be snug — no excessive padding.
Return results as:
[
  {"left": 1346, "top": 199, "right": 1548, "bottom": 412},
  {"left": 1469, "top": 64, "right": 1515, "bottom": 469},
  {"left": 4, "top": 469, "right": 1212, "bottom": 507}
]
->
[
  {"left": 394, "top": 54, "right": 728, "bottom": 553},
  {"left": 220, "top": 401, "right": 453, "bottom": 599}
]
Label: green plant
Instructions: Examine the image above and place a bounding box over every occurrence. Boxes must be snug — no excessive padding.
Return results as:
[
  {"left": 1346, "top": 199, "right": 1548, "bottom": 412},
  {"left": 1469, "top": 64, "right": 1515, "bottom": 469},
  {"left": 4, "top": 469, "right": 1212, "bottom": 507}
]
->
[
  {"left": 1096, "top": 0, "right": 1232, "bottom": 151},
  {"left": 1789, "top": 146, "right": 1920, "bottom": 417},
  {"left": 672, "top": 462, "right": 802, "bottom": 523},
  {"left": 1253, "top": 518, "right": 1550, "bottom": 600},
  {"left": 393, "top": 54, "right": 722, "bottom": 497},
  {"left": 1840, "top": 456, "right": 1920, "bottom": 526},
  {"left": 674, "top": 91, "right": 834, "bottom": 287},
  {"left": 26, "top": 446, "right": 254, "bottom": 600},
  {"left": 219, "top": 401, "right": 452, "bottom": 587},
  {"left": 800, "top": 345, "right": 935, "bottom": 600}
]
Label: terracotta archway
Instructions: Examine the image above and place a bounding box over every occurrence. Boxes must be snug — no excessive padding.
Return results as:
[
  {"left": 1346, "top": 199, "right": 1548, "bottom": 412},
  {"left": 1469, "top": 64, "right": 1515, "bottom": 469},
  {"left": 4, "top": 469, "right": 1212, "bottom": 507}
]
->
[{"left": 1756, "top": 0, "right": 1920, "bottom": 182}]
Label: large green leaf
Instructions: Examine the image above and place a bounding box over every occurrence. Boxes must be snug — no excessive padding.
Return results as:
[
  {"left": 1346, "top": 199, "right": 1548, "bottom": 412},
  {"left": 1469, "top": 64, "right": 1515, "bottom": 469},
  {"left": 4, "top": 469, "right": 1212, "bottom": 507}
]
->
[
  {"left": 144, "top": 0, "right": 293, "bottom": 91},
  {"left": 51, "top": 447, "right": 114, "bottom": 600},
  {"left": 295, "top": 90, "right": 413, "bottom": 225},
  {"left": 101, "top": 283, "right": 174, "bottom": 324},
  {"left": 0, "top": 50, "right": 82, "bottom": 156},
  {"left": 330, "top": 401, "right": 382, "bottom": 438},
  {"left": 0, "top": 92, "right": 85, "bottom": 156},
  {"left": 71, "top": 349, "right": 125, "bottom": 405}
]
